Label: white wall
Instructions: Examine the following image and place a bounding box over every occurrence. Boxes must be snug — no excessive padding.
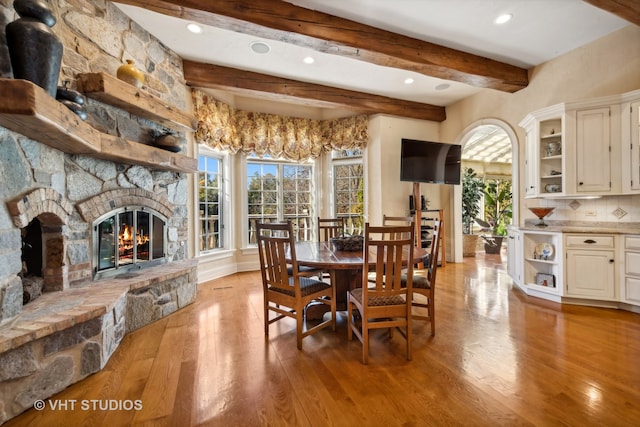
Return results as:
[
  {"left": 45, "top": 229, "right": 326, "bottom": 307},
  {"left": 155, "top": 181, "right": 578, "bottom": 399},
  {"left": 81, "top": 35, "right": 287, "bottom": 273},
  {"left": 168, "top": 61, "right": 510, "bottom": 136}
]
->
[
  {"left": 442, "top": 25, "right": 640, "bottom": 232},
  {"left": 366, "top": 115, "right": 441, "bottom": 222}
]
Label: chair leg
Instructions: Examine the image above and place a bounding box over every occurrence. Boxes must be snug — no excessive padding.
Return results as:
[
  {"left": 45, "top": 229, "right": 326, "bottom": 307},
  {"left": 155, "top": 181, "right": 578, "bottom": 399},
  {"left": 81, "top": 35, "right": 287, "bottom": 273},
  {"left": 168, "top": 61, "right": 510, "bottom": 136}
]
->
[
  {"left": 347, "top": 299, "right": 353, "bottom": 341},
  {"left": 429, "top": 297, "right": 435, "bottom": 336},
  {"left": 362, "top": 322, "right": 369, "bottom": 365},
  {"left": 296, "top": 309, "right": 303, "bottom": 350},
  {"left": 264, "top": 298, "right": 269, "bottom": 337},
  {"left": 406, "top": 320, "right": 412, "bottom": 361},
  {"left": 330, "top": 285, "right": 337, "bottom": 332},
  {"left": 331, "top": 298, "right": 337, "bottom": 332}
]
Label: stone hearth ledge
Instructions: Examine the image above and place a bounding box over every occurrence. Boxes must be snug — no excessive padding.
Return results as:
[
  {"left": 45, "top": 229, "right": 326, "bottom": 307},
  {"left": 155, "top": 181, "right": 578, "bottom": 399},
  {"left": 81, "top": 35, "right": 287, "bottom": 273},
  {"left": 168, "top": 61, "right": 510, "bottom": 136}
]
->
[{"left": 0, "top": 259, "right": 198, "bottom": 354}]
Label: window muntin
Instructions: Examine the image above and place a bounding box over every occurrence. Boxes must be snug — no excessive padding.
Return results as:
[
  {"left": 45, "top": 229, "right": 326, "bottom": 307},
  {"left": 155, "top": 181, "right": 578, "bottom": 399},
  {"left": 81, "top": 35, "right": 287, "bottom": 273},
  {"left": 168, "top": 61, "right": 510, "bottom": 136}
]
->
[
  {"left": 332, "top": 149, "right": 364, "bottom": 235},
  {"left": 247, "top": 157, "right": 314, "bottom": 243}
]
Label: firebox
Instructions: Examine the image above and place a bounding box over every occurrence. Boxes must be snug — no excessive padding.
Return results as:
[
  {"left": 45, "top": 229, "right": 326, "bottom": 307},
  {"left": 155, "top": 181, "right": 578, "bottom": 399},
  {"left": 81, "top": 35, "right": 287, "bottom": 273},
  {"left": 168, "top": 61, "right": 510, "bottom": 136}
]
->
[{"left": 93, "top": 206, "right": 167, "bottom": 278}]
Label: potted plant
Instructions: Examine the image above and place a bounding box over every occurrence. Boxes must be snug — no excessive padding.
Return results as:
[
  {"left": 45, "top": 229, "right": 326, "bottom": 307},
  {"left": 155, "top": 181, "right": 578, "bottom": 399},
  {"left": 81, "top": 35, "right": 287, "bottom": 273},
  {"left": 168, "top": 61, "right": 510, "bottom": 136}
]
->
[
  {"left": 461, "top": 167, "right": 484, "bottom": 257},
  {"left": 479, "top": 179, "right": 512, "bottom": 254}
]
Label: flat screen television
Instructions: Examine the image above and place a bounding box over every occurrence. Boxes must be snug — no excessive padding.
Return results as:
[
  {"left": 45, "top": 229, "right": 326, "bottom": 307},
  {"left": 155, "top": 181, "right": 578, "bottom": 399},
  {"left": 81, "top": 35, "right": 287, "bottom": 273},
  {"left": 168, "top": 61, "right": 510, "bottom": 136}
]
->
[{"left": 400, "top": 138, "right": 461, "bottom": 185}]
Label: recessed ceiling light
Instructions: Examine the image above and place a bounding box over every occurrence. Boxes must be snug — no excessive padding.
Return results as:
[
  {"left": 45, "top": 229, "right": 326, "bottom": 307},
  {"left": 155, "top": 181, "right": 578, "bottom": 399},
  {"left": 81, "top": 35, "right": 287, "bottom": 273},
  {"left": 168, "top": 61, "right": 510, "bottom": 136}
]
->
[
  {"left": 495, "top": 13, "right": 513, "bottom": 24},
  {"left": 404, "top": 77, "right": 414, "bottom": 85},
  {"left": 250, "top": 41, "right": 271, "bottom": 54},
  {"left": 435, "top": 83, "right": 451, "bottom": 91},
  {"left": 303, "top": 56, "right": 315, "bottom": 64},
  {"left": 186, "top": 23, "right": 202, "bottom": 34}
]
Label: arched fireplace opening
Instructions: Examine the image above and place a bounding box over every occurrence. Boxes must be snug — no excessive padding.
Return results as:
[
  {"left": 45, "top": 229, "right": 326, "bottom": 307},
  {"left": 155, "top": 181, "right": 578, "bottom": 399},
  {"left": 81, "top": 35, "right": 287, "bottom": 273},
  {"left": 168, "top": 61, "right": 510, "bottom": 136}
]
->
[{"left": 21, "top": 218, "right": 44, "bottom": 304}]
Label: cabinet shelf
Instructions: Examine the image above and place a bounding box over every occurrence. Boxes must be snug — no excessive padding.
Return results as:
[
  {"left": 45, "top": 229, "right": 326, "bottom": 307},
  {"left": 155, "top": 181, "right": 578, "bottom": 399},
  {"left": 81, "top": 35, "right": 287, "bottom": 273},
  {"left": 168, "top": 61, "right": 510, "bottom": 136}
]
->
[
  {"left": 77, "top": 72, "right": 196, "bottom": 132},
  {"left": 541, "top": 155, "right": 562, "bottom": 160},
  {"left": 0, "top": 78, "right": 196, "bottom": 173},
  {"left": 541, "top": 133, "right": 562, "bottom": 139},
  {"left": 525, "top": 257, "right": 557, "bottom": 265},
  {"left": 541, "top": 174, "right": 562, "bottom": 179},
  {"left": 527, "top": 282, "right": 559, "bottom": 293}
]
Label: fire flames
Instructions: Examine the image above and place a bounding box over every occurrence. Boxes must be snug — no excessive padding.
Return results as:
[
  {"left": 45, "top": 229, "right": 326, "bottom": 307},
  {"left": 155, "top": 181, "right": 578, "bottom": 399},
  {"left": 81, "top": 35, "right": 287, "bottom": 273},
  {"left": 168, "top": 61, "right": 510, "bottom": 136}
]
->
[{"left": 118, "top": 224, "right": 149, "bottom": 257}]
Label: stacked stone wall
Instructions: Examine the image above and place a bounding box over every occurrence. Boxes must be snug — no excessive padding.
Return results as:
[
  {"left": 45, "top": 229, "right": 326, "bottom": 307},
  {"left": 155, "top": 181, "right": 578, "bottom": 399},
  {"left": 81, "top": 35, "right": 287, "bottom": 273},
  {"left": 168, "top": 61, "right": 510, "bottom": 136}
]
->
[
  {"left": 0, "top": 0, "right": 197, "bottom": 423},
  {"left": 0, "top": 0, "right": 192, "bottom": 320}
]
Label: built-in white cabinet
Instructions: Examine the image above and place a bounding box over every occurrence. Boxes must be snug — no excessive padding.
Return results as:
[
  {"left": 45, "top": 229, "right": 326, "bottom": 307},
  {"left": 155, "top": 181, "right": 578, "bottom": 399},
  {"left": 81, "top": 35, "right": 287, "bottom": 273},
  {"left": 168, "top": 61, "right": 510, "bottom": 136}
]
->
[
  {"left": 622, "top": 90, "right": 640, "bottom": 192},
  {"left": 520, "top": 230, "right": 563, "bottom": 300},
  {"left": 520, "top": 91, "right": 636, "bottom": 198},
  {"left": 567, "top": 100, "right": 622, "bottom": 195},
  {"left": 511, "top": 229, "right": 640, "bottom": 311},
  {"left": 523, "top": 129, "right": 538, "bottom": 198},
  {"left": 574, "top": 107, "right": 612, "bottom": 193},
  {"left": 631, "top": 100, "right": 640, "bottom": 190},
  {"left": 519, "top": 105, "right": 565, "bottom": 198},
  {"left": 622, "top": 236, "right": 640, "bottom": 305},
  {"left": 564, "top": 234, "right": 616, "bottom": 300},
  {"left": 506, "top": 227, "right": 522, "bottom": 285}
]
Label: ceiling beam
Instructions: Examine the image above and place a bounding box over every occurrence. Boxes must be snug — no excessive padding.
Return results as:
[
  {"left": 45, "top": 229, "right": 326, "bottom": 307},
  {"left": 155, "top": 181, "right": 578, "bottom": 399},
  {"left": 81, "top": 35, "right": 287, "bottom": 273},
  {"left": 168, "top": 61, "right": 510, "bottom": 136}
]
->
[
  {"left": 582, "top": 0, "right": 640, "bottom": 26},
  {"left": 183, "top": 61, "right": 446, "bottom": 121},
  {"left": 115, "top": 0, "right": 529, "bottom": 93}
]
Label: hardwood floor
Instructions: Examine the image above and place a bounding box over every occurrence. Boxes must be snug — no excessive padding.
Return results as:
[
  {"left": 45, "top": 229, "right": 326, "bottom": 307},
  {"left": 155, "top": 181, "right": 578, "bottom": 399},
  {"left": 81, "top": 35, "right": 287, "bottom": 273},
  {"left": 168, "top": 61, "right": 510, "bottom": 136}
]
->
[{"left": 7, "top": 254, "right": 640, "bottom": 426}]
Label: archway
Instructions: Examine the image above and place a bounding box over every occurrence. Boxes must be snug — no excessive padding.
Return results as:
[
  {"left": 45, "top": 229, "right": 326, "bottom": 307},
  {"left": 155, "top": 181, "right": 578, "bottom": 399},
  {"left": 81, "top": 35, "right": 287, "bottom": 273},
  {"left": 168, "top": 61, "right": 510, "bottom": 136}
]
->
[{"left": 452, "top": 119, "right": 519, "bottom": 262}]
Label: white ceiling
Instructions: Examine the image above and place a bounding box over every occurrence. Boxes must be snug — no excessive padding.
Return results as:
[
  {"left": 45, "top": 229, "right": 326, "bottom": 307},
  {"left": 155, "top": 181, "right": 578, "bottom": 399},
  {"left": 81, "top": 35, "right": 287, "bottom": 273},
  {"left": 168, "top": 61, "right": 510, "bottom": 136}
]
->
[{"left": 115, "top": 0, "right": 629, "bottom": 108}]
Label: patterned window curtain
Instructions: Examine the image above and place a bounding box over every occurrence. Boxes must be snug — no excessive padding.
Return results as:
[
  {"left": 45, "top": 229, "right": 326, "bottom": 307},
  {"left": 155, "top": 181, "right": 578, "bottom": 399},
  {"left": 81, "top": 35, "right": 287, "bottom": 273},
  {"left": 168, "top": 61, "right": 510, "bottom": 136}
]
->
[{"left": 193, "top": 90, "right": 368, "bottom": 161}]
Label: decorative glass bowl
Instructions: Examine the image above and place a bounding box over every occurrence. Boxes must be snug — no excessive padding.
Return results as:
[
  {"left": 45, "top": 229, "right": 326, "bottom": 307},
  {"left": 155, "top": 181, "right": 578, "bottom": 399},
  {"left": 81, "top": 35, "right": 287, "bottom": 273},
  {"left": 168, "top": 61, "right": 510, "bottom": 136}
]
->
[{"left": 528, "top": 207, "right": 555, "bottom": 227}]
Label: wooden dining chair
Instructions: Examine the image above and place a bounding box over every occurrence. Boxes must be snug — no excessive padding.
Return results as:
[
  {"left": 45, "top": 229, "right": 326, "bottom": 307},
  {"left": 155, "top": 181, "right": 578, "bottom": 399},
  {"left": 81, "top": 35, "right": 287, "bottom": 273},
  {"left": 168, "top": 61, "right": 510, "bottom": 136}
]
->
[
  {"left": 347, "top": 222, "right": 415, "bottom": 364},
  {"left": 383, "top": 215, "right": 423, "bottom": 265},
  {"left": 256, "top": 221, "right": 336, "bottom": 350},
  {"left": 366, "top": 215, "right": 416, "bottom": 283},
  {"left": 403, "top": 219, "right": 441, "bottom": 336},
  {"left": 317, "top": 217, "right": 345, "bottom": 241},
  {"left": 382, "top": 214, "right": 413, "bottom": 226}
]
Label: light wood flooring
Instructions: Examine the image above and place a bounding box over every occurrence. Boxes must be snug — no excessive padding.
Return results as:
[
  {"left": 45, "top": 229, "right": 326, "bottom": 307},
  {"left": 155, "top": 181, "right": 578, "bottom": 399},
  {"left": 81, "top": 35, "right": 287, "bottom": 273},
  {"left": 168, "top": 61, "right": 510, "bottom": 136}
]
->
[{"left": 6, "top": 254, "right": 640, "bottom": 426}]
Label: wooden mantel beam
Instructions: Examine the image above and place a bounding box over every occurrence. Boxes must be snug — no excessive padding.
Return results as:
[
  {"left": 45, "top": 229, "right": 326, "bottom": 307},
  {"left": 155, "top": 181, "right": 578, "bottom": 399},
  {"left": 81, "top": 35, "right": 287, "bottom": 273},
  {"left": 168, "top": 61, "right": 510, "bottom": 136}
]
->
[
  {"left": 183, "top": 61, "right": 446, "bottom": 122},
  {"left": 582, "top": 0, "right": 640, "bottom": 26},
  {"left": 115, "top": 0, "right": 529, "bottom": 93}
]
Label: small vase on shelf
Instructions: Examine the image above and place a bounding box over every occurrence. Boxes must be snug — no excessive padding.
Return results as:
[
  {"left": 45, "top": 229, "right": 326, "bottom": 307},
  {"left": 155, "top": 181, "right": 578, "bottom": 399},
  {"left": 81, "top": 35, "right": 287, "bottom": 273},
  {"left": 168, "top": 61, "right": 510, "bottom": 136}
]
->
[
  {"left": 116, "top": 59, "right": 144, "bottom": 88},
  {"left": 5, "top": 0, "right": 64, "bottom": 97}
]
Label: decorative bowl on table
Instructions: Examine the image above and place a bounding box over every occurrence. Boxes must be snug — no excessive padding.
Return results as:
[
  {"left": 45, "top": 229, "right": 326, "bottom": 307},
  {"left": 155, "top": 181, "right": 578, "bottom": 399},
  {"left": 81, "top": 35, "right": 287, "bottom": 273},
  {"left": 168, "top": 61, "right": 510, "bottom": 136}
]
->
[
  {"left": 330, "top": 235, "right": 364, "bottom": 251},
  {"left": 528, "top": 207, "right": 555, "bottom": 227}
]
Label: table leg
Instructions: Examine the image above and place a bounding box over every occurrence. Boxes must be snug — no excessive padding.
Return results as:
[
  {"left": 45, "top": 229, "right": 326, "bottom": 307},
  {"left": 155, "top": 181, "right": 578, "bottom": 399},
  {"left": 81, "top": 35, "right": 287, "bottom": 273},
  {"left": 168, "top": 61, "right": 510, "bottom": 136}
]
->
[{"left": 305, "top": 269, "right": 361, "bottom": 320}]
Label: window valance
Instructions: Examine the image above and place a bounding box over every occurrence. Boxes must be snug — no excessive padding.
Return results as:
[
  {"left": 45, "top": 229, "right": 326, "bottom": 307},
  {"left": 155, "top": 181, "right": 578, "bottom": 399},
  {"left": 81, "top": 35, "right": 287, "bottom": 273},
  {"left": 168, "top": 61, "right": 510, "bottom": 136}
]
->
[{"left": 193, "top": 90, "right": 368, "bottom": 161}]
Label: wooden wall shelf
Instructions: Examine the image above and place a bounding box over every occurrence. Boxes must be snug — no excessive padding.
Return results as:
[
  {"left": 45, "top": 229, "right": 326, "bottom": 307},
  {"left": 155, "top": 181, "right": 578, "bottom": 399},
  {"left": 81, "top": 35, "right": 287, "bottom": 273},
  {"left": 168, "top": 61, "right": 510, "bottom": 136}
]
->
[
  {"left": 0, "top": 78, "right": 196, "bottom": 173},
  {"left": 0, "top": 78, "right": 102, "bottom": 155},
  {"left": 77, "top": 72, "right": 196, "bottom": 132}
]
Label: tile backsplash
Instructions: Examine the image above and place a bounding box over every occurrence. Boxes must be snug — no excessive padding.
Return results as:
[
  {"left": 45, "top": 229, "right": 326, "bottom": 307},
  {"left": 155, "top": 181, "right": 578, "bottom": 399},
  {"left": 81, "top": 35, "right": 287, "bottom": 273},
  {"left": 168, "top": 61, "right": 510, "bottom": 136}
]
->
[{"left": 526, "top": 195, "right": 640, "bottom": 223}]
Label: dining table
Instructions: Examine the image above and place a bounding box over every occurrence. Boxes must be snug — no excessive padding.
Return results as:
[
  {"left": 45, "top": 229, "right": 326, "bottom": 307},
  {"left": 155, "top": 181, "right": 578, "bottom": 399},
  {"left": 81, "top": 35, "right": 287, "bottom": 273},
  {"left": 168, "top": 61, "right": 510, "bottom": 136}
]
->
[{"left": 290, "top": 241, "right": 428, "bottom": 320}]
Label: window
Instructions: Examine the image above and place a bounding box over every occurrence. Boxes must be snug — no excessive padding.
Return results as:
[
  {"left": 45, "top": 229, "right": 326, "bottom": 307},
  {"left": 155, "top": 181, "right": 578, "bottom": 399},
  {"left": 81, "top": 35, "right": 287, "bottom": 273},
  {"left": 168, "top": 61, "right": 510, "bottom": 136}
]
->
[
  {"left": 247, "top": 157, "right": 314, "bottom": 243},
  {"left": 332, "top": 149, "right": 365, "bottom": 235},
  {"left": 198, "top": 154, "right": 224, "bottom": 252}
]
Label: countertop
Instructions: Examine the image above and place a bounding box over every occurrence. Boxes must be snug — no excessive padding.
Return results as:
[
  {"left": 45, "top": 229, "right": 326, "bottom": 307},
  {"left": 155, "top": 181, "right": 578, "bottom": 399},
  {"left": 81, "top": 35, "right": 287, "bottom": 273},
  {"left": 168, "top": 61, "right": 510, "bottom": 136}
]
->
[{"left": 515, "top": 220, "right": 640, "bottom": 234}]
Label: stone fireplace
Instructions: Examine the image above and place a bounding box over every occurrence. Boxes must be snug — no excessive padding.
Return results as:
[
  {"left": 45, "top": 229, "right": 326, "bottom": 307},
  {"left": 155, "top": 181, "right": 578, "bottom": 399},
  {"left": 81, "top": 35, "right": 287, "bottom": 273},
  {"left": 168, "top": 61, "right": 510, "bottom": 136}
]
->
[{"left": 0, "top": 0, "right": 198, "bottom": 423}]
